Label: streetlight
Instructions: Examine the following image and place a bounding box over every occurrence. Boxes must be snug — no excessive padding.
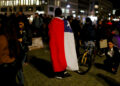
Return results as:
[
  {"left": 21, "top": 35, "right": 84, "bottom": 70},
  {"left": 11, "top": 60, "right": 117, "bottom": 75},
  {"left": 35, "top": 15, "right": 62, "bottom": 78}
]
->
[
  {"left": 65, "top": 4, "right": 70, "bottom": 17},
  {"left": 66, "top": 4, "right": 70, "bottom": 8},
  {"left": 94, "top": 5, "right": 99, "bottom": 9}
]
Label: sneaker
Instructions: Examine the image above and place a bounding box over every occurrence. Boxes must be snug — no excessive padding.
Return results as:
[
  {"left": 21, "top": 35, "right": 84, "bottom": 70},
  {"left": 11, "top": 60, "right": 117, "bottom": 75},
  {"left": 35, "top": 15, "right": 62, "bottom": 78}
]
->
[
  {"left": 75, "top": 70, "right": 83, "bottom": 74},
  {"left": 55, "top": 71, "right": 71, "bottom": 79},
  {"left": 111, "top": 68, "right": 117, "bottom": 74},
  {"left": 63, "top": 71, "right": 71, "bottom": 77},
  {"left": 55, "top": 75, "right": 63, "bottom": 79}
]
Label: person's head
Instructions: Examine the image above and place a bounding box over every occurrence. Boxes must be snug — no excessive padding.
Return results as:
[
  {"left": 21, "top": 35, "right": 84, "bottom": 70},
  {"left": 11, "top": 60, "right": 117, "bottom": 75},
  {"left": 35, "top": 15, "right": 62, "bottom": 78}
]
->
[
  {"left": 67, "top": 16, "right": 72, "bottom": 23},
  {"left": 86, "top": 17, "right": 92, "bottom": 24},
  {"left": 19, "top": 21, "right": 24, "bottom": 29},
  {"left": 98, "top": 20, "right": 102, "bottom": 25},
  {"left": 16, "top": 11, "right": 23, "bottom": 17},
  {"left": 17, "top": 15, "right": 27, "bottom": 29},
  {"left": 35, "top": 13, "right": 39, "bottom": 17},
  {"left": 55, "top": 8, "right": 62, "bottom": 17},
  {"left": 108, "top": 40, "right": 114, "bottom": 49}
]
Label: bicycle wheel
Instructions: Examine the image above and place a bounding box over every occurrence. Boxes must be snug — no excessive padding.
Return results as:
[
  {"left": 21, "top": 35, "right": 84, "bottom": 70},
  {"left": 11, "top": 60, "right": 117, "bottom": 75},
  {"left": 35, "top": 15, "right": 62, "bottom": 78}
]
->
[{"left": 78, "top": 51, "right": 92, "bottom": 74}]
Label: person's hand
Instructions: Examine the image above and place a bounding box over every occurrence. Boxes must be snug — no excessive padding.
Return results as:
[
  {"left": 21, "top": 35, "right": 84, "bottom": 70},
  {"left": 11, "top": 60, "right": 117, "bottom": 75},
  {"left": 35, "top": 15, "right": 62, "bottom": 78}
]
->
[
  {"left": 20, "top": 30, "right": 23, "bottom": 34},
  {"left": 78, "top": 32, "right": 80, "bottom": 35},
  {"left": 112, "top": 68, "right": 116, "bottom": 71},
  {"left": 18, "top": 38, "right": 23, "bottom": 42}
]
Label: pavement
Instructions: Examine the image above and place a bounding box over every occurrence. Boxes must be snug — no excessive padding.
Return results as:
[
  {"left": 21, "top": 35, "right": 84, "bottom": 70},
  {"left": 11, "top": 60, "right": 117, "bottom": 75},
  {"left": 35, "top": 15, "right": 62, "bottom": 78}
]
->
[{"left": 23, "top": 47, "right": 120, "bottom": 86}]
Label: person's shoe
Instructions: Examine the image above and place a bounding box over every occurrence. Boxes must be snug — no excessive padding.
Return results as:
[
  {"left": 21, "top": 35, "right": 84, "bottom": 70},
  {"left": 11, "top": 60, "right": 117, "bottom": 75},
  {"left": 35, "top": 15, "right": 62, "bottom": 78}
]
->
[
  {"left": 55, "top": 71, "right": 71, "bottom": 79},
  {"left": 111, "top": 68, "right": 117, "bottom": 74},
  {"left": 55, "top": 75, "right": 63, "bottom": 79},
  {"left": 63, "top": 71, "right": 71, "bottom": 77},
  {"left": 75, "top": 70, "right": 83, "bottom": 74}
]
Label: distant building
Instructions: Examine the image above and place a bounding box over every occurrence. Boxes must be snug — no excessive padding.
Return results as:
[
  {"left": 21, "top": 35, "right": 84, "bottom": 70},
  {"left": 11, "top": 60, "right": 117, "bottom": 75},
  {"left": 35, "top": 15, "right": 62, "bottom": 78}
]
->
[
  {"left": 0, "top": 0, "right": 78, "bottom": 17},
  {"left": 0, "top": 0, "right": 48, "bottom": 15},
  {"left": 78, "top": 0, "right": 89, "bottom": 16},
  {"left": 78, "top": 0, "right": 89, "bottom": 23},
  {"left": 89, "top": 0, "right": 113, "bottom": 18},
  {"left": 60, "top": 0, "right": 78, "bottom": 17},
  {"left": 77, "top": 0, "right": 113, "bottom": 24}
]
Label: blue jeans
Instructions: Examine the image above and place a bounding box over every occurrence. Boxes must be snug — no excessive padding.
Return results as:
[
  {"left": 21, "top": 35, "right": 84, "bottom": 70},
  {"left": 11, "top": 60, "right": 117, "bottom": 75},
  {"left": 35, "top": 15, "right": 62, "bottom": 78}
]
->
[
  {"left": 17, "top": 69, "right": 24, "bottom": 86},
  {"left": 17, "top": 52, "right": 27, "bottom": 86}
]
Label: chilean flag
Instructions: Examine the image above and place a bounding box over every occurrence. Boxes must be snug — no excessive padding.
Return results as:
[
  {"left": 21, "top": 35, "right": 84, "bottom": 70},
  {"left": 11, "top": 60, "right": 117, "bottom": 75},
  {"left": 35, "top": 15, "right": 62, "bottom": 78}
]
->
[
  {"left": 64, "top": 19, "right": 79, "bottom": 71},
  {"left": 48, "top": 17, "right": 67, "bottom": 72}
]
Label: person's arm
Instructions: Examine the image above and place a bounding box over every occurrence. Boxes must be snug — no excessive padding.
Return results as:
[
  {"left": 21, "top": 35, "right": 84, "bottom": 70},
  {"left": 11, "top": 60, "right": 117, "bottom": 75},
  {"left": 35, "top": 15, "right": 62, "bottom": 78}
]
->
[
  {"left": 105, "top": 48, "right": 111, "bottom": 59},
  {"left": 113, "top": 47, "right": 120, "bottom": 59}
]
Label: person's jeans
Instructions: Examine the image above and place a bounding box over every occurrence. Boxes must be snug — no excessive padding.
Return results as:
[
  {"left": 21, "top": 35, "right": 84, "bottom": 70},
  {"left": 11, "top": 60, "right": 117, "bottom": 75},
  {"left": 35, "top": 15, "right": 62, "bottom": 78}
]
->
[
  {"left": 17, "top": 69, "right": 24, "bottom": 86},
  {"left": 17, "top": 52, "right": 27, "bottom": 86}
]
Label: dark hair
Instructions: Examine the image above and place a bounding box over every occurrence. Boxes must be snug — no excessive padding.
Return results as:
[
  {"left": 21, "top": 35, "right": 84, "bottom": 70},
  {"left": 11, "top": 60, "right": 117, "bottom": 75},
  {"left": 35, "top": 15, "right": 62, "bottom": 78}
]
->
[
  {"left": 108, "top": 39, "right": 113, "bottom": 43},
  {"left": 86, "top": 17, "right": 91, "bottom": 23},
  {"left": 55, "top": 8, "right": 62, "bottom": 17},
  {"left": 67, "top": 16, "right": 71, "bottom": 21}
]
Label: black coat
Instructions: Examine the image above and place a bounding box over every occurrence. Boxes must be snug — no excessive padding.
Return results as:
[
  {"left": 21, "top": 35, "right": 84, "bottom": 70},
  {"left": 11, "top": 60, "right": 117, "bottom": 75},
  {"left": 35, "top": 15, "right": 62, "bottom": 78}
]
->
[
  {"left": 105, "top": 47, "right": 120, "bottom": 69},
  {"left": 81, "top": 24, "right": 96, "bottom": 41},
  {"left": 17, "top": 27, "right": 32, "bottom": 52}
]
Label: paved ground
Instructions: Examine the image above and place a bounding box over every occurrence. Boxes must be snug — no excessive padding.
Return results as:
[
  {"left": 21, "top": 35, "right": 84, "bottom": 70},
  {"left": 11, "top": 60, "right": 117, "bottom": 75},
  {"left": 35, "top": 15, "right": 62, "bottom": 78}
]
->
[{"left": 23, "top": 47, "right": 120, "bottom": 86}]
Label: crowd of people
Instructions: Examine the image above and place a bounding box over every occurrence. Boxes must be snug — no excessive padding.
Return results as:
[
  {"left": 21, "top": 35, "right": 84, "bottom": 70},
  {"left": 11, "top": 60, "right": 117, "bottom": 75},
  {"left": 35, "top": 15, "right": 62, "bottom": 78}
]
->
[{"left": 0, "top": 7, "right": 120, "bottom": 85}]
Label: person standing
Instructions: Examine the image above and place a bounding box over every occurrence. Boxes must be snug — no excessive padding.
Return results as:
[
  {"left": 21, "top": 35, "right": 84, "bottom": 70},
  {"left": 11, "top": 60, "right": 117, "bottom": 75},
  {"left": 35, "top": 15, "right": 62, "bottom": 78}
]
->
[
  {"left": 32, "top": 13, "right": 43, "bottom": 37},
  {"left": 81, "top": 17, "right": 96, "bottom": 55},
  {"left": 48, "top": 8, "right": 70, "bottom": 79},
  {"left": 71, "top": 17, "right": 81, "bottom": 57},
  {"left": 16, "top": 16, "right": 32, "bottom": 86},
  {"left": 64, "top": 18, "right": 79, "bottom": 71}
]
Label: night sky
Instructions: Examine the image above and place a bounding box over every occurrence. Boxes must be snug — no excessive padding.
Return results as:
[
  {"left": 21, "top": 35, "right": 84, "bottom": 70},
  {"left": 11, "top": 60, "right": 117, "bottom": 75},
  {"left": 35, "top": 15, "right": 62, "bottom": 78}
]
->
[{"left": 108, "top": 0, "right": 120, "bottom": 9}]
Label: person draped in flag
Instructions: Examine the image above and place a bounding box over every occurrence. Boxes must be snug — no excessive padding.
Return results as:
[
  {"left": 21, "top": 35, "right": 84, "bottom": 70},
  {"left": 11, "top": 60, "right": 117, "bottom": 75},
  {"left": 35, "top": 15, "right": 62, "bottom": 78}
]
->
[
  {"left": 64, "top": 18, "right": 79, "bottom": 71},
  {"left": 48, "top": 8, "right": 70, "bottom": 79},
  {"left": 64, "top": 16, "right": 81, "bottom": 74}
]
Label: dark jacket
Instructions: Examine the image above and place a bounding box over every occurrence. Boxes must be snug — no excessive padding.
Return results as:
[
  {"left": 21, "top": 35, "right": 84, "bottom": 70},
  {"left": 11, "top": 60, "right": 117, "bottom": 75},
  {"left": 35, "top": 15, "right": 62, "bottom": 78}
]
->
[
  {"left": 71, "top": 19, "right": 81, "bottom": 39},
  {"left": 105, "top": 47, "right": 120, "bottom": 68},
  {"left": 17, "top": 27, "right": 32, "bottom": 52},
  {"left": 81, "top": 24, "right": 96, "bottom": 41}
]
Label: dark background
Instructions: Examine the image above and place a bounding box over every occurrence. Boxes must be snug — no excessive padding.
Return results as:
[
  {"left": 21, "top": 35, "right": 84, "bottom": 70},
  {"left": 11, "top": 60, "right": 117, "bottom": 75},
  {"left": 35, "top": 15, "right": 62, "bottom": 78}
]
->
[{"left": 108, "top": 0, "right": 120, "bottom": 9}]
